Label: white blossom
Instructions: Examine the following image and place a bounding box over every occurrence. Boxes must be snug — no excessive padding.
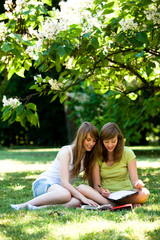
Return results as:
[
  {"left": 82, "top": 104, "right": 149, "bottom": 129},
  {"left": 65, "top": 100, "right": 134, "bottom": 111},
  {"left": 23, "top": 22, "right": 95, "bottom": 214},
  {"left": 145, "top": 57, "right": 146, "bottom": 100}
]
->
[
  {"left": 0, "top": 22, "right": 8, "bottom": 41},
  {"left": 26, "top": 39, "right": 43, "bottom": 60},
  {"left": 34, "top": 74, "right": 46, "bottom": 84},
  {"left": 48, "top": 79, "right": 63, "bottom": 90},
  {"left": 144, "top": 10, "right": 160, "bottom": 24},
  {"left": 64, "top": 57, "right": 75, "bottom": 69},
  {"left": 119, "top": 18, "right": 139, "bottom": 31},
  {"left": 33, "top": 75, "right": 63, "bottom": 90},
  {"left": 4, "top": 0, "right": 12, "bottom": 11},
  {"left": 2, "top": 95, "right": 21, "bottom": 109},
  {"left": 4, "top": 0, "right": 43, "bottom": 19}
]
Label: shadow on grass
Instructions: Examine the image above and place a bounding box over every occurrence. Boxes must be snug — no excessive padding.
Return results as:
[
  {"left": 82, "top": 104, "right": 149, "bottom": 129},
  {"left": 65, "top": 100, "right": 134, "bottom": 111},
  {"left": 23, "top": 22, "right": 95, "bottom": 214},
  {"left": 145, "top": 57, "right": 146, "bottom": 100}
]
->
[
  {"left": 146, "top": 227, "right": 160, "bottom": 240},
  {"left": 135, "top": 208, "right": 160, "bottom": 219},
  {"left": 79, "top": 227, "right": 160, "bottom": 240},
  {"left": 133, "top": 149, "right": 160, "bottom": 158},
  {"left": 1, "top": 219, "right": 49, "bottom": 240},
  {"left": 0, "top": 150, "right": 58, "bottom": 164},
  {"left": 0, "top": 171, "right": 40, "bottom": 212}
]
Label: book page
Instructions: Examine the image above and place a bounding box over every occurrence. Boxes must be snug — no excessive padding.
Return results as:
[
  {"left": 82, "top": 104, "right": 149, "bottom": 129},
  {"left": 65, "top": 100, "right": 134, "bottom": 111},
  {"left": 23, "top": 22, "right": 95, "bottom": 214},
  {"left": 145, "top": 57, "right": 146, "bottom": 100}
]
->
[
  {"left": 81, "top": 204, "right": 112, "bottom": 210},
  {"left": 108, "top": 190, "right": 138, "bottom": 201}
]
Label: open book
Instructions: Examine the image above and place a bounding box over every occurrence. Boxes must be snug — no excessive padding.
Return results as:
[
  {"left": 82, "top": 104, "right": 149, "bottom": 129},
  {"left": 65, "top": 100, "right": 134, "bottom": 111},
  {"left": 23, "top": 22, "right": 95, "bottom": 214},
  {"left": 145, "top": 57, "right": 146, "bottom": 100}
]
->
[
  {"left": 107, "top": 189, "right": 138, "bottom": 201},
  {"left": 80, "top": 203, "right": 133, "bottom": 211},
  {"left": 80, "top": 204, "right": 112, "bottom": 210}
]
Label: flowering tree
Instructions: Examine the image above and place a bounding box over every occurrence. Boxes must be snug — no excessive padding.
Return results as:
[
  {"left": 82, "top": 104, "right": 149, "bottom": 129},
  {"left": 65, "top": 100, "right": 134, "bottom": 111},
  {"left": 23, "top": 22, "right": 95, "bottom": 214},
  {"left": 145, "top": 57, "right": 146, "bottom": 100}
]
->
[{"left": 0, "top": 0, "right": 159, "bottom": 127}]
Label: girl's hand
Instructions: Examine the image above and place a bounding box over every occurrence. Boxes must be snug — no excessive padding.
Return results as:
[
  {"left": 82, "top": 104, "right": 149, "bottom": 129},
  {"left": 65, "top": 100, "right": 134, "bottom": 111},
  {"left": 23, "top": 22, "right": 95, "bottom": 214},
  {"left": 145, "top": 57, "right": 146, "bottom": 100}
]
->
[
  {"left": 101, "top": 189, "right": 111, "bottom": 198},
  {"left": 81, "top": 196, "right": 99, "bottom": 206},
  {"left": 134, "top": 180, "right": 144, "bottom": 189},
  {"left": 98, "top": 185, "right": 110, "bottom": 197}
]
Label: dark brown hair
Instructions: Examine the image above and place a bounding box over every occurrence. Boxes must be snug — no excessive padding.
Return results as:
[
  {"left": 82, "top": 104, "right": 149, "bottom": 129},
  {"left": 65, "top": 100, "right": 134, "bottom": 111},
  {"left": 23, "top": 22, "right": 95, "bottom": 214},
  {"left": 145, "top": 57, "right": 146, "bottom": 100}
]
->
[
  {"left": 99, "top": 122, "right": 124, "bottom": 162},
  {"left": 72, "top": 122, "right": 99, "bottom": 178}
]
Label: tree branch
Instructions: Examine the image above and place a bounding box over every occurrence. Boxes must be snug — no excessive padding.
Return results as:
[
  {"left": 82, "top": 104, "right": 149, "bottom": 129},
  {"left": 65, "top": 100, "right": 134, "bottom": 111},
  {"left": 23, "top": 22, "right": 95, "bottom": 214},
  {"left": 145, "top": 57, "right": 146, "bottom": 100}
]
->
[{"left": 106, "top": 57, "right": 150, "bottom": 87}]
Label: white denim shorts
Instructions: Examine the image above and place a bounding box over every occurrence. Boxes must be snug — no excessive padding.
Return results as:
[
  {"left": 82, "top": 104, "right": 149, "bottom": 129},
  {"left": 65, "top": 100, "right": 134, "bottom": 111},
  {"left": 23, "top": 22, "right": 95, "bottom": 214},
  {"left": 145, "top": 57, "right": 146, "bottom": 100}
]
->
[{"left": 32, "top": 178, "right": 61, "bottom": 198}]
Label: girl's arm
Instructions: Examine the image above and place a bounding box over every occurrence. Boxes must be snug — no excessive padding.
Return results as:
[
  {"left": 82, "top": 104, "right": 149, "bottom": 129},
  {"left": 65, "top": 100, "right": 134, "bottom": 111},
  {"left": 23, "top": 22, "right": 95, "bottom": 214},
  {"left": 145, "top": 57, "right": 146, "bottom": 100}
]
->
[
  {"left": 92, "top": 163, "right": 110, "bottom": 197},
  {"left": 58, "top": 148, "right": 98, "bottom": 206},
  {"left": 128, "top": 158, "right": 144, "bottom": 189},
  {"left": 92, "top": 163, "right": 101, "bottom": 192}
]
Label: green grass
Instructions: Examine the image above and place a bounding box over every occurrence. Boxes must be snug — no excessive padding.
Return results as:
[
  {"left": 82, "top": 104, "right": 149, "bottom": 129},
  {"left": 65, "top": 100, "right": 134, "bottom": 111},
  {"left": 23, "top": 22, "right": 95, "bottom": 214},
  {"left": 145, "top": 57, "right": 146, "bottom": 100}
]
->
[{"left": 0, "top": 146, "right": 160, "bottom": 240}]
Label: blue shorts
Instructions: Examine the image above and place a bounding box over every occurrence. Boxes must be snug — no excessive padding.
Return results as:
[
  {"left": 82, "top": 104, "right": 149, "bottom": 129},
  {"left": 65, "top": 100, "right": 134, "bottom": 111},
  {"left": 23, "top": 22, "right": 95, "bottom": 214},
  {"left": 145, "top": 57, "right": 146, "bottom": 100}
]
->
[{"left": 32, "top": 178, "right": 61, "bottom": 198}]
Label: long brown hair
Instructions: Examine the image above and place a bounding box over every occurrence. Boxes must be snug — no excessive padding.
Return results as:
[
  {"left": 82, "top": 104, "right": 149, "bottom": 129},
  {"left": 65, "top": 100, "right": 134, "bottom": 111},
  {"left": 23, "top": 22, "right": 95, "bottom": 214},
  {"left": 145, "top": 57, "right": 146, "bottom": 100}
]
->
[
  {"left": 72, "top": 122, "right": 99, "bottom": 178},
  {"left": 99, "top": 122, "right": 124, "bottom": 162}
]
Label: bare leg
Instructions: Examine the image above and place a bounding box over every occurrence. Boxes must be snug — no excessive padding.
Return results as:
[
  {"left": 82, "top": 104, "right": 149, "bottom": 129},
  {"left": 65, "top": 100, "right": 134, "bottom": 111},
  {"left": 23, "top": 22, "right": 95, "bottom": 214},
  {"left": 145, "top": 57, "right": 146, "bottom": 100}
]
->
[
  {"left": 11, "top": 184, "right": 72, "bottom": 210},
  {"left": 77, "top": 184, "right": 115, "bottom": 206},
  {"left": 118, "top": 187, "right": 150, "bottom": 205},
  {"left": 63, "top": 197, "right": 81, "bottom": 208},
  {"left": 25, "top": 197, "right": 82, "bottom": 210}
]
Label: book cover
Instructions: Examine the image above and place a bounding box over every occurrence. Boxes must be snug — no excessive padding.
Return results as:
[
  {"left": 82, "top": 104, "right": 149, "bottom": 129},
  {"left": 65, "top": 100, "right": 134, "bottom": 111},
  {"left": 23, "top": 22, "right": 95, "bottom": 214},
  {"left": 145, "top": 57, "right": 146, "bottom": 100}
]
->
[
  {"left": 107, "top": 189, "right": 138, "bottom": 201},
  {"left": 110, "top": 203, "right": 133, "bottom": 211}
]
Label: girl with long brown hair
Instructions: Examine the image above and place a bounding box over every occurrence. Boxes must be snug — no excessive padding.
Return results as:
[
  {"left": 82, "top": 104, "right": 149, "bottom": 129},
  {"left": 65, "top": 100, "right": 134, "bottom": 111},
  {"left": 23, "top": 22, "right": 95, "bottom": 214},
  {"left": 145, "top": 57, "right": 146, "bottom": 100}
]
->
[
  {"left": 78, "top": 122, "right": 150, "bottom": 206},
  {"left": 11, "top": 122, "right": 99, "bottom": 210}
]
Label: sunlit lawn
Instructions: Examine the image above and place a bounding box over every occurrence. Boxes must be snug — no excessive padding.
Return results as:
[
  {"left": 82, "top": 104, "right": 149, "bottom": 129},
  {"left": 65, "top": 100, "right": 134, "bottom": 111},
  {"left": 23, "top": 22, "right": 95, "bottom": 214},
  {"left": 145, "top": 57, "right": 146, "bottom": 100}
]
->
[{"left": 0, "top": 146, "right": 160, "bottom": 240}]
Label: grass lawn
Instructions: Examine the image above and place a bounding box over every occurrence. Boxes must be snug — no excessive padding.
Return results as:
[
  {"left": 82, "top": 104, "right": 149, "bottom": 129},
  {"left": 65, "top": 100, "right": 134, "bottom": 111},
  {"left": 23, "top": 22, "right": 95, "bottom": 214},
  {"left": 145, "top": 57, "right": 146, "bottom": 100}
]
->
[{"left": 0, "top": 146, "right": 160, "bottom": 240}]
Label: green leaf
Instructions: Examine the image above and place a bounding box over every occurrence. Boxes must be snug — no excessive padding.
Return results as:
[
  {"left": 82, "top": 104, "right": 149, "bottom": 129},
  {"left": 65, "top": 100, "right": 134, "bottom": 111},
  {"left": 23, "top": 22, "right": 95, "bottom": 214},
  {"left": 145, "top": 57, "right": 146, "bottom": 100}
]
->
[
  {"left": 1, "top": 106, "right": 12, "bottom": 113},
  {"left": 135, "top": 51, "right": 145, "bottom": 58},
  {"left": 64, "top": 46, "right": 73, "bottom": 55},
  {"left": 0, "top": 13, "right": 8, "bottom": 20},
  {"left": 37, "top": 4, "right": 48, "bottom": 14},
  {"left": 115, "top": 32, "right": 125, "bottom": 43},
  {"left": 27, "top": 111, "right": 39, "bottom": 127},
  {"left": 32, "top": 112, "right": 40, "bottom": 127},
  {"left": 127, "top": 92, "right": 138, "bottom": 100},
  {"left": 2, "top": 107, "right": 12, "bottom": 121},
  {"left": 8, "top": 111, "right": 16, "bottom": 124},
  {"left": 1, "top": 42, "right": 13, "bottom": 52},
  {"left": 0, "top": 64, "right": 5, "bottom": 72},
  {"left": 128, "top": 38, "right": 143, "bottom": 47},
  {"left": 91, "top": 37, "right": 99, "bottom": 48},
  {"left": 51, "top": 94, "right": 58, "bottom": 102},
  {"left": 30, "top": 84, "right": 38, "bottom": 90},
  {"left": 56, "top": 46, "right": 66, "bottom": 57},
  {"left": 136, "top": 32, "right": 148, "bottom": 43},
  {"left": 60, "top": 94, "right": 67, "bottom": 104},
  {"left": 26, "top": 103, "right": 37, "bottom": 111},
  {"left": 83, "top": 33, "right": 91, "bottom": 38},
  {"left": 24, "top": 59, "right": 32, "bottom": 71},
  {"left": 55, "top": 56, "right": 62, "bottom": 72},
  {"left": 102, "top": 9, "right": 114, "bottom": 15},
  {"left": 69, "top": 27, "right": 82, "bottom": 37},
  {"left": 16, "top": 105, "right": 24, "bottom": 115},
  {"left": 13, "top": 34, "right": 32, "bottom": 45},
  {"left": 103, "top": 2, "right": 115, "bottom": 9},
  {"left": 15, "top": 67, "right": 25, "bottom": 78},
  {"left": 11, "top": 48, "right": 22, "bottom": 58},
  {"left": 22, "top": 10, "right": 31, "bottom": 15},
  {"left": 7, "top": 68, "right": 16, "bottom": 80},
  {"left": 41, "top": 0, "right": 52, "bottom": 6},
  {"left": 16, "top": 115, "right": 27, "bottom": 128}
]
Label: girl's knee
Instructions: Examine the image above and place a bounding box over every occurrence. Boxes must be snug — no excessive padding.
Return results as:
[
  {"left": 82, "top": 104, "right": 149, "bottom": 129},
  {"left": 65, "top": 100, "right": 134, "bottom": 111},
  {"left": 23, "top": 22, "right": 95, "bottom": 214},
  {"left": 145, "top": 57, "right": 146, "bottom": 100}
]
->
[
  {"left": 71, "top": 198, "right": 82, "bottom": 208},
  {"left": 77, "top": 184, "right": 89, "bottom": 193},
  {"left": 143, "top": 187, "right": 150, "bottom": 199},
  {"left": 139, "top": 188, "right": 150, "bottom": 204},
  {"left": 62, "top": 189, "right": 72, "bottom": 202}
]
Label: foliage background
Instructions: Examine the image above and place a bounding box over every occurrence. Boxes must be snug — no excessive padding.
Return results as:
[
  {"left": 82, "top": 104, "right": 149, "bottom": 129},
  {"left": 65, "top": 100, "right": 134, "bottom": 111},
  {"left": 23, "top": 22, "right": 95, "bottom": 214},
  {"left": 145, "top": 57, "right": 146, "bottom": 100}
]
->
[
  {"left": 0, "top": 0, "right": 68, "bottom": 146},
  {"left": 0, "top": 0, "right": 159, "bottom": 146}
]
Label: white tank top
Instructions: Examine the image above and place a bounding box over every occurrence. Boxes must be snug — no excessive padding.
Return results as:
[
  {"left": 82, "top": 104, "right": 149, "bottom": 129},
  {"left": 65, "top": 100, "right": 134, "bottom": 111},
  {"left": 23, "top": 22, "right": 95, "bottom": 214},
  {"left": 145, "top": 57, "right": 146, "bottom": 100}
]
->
[{"left": 35, "top": 145, "right": 84, "bottom": 185}]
